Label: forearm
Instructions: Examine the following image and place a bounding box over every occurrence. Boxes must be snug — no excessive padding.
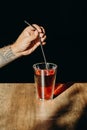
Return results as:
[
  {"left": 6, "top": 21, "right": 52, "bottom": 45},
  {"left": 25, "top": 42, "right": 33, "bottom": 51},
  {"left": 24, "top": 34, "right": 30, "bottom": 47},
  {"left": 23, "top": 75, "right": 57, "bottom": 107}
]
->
[{"left": 0, "top": 45, "right": 19, "bottom": 68}]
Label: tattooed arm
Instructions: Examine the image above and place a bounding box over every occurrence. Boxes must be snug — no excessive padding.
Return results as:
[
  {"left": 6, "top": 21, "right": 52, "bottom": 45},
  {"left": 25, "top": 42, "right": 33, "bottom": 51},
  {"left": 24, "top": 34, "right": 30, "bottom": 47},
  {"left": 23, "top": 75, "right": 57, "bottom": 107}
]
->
[
  {"left": 0, "top": 24, "right": 46, "bottom": 68},
  {"left": 0, "top": 45, "right": 18, "bottom": 68}
]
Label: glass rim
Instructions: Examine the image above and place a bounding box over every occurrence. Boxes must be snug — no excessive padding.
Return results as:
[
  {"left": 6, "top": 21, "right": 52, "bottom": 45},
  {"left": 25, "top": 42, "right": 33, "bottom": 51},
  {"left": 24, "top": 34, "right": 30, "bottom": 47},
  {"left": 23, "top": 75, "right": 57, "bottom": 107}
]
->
[{"left": 33, "top": 62, "right": 57, "bottom": 70}]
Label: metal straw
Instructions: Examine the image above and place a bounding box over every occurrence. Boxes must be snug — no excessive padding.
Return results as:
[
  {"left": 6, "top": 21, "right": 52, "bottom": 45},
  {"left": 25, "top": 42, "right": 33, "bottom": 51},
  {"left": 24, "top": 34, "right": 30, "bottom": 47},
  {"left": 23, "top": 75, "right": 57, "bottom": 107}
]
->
[{"left": 24, "top": 20, "right": 48, "bottom": 69}]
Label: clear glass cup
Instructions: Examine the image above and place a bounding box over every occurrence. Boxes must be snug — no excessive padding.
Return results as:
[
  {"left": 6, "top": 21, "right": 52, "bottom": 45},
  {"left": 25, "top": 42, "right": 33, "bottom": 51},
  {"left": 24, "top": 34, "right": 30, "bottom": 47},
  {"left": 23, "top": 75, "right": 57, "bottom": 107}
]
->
[{"left": 33, "top": 62, "right": 57, "bottom": 100}]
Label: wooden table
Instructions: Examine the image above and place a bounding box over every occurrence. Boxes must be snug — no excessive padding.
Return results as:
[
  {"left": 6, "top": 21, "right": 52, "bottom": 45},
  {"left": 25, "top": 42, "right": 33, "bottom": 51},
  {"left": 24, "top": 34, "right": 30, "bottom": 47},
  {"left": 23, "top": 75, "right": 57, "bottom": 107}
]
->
[{"left": 0, "top": 83, "right": 87, "bottom": 130}]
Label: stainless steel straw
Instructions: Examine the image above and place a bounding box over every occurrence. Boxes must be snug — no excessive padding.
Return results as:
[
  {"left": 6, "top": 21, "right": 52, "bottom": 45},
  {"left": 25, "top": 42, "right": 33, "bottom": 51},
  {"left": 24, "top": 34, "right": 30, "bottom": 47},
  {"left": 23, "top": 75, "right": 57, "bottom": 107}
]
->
[{"left": 24, "top": 20, "right": 48, "bottom": 69}]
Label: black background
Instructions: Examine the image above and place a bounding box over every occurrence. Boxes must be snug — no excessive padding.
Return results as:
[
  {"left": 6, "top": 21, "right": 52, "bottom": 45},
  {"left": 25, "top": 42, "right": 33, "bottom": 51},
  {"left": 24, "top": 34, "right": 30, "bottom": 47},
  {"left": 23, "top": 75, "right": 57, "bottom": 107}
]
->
[{"left": 0, "top": 0, "right": 87, "bottom": 82}]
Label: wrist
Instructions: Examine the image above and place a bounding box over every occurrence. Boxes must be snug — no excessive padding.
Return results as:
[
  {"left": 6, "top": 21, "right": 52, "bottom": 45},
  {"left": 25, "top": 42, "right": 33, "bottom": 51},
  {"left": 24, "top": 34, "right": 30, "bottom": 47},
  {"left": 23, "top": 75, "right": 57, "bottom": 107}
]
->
[{"left": 11, "top": 43, "right": 22, "bottom": 58}]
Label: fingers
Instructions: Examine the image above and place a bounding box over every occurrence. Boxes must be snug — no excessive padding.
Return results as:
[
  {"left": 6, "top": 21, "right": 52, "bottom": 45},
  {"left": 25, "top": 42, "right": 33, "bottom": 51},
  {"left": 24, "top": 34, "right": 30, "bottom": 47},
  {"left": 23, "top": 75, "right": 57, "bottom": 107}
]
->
[
  {"left": 25, "top": 24, "right": 45, "bottom": 37},
  {"left": 40, "top": 26, "right": 45, "bottom": 34},
  {"left": 32, "top": 24, "right": 42, "bottom": 32},
  {"left": 25, "top": 23, "right": 45, "bottom": 34},
  {"left": 26, "top": 24, "right": 46, "bottom": 41},
  {"left": 32, "top": 24, "right": 45, "bottom": 35},
  {"left": 24, "top": 23, "right": 46, "bottom": 45},
  {"left": 42, "top": 42, "right": 46, "bottom": 45},
  {"left": 41, "top": 35, "right": 46, "bottom": 42},
  {"left": 22, "top": 42, "right": 40, "bottom": 55},
  {"left": 32, "top": 24, "right": 46, "bottom": 40}
]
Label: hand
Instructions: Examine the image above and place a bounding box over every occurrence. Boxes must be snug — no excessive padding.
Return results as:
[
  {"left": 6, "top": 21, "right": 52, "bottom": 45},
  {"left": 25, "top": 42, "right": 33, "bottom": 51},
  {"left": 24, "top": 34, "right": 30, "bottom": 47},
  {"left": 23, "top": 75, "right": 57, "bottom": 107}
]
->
[{"left": 11, "top": 24, "right": 46, "bottom": 57}]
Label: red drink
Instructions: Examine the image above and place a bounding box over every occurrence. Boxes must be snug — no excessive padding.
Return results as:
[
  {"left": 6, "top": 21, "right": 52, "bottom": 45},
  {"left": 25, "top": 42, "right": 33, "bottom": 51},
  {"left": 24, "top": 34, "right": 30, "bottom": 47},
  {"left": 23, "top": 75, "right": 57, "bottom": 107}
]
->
[
  {"left": 35, "top": 69, "right": 56, "bottom": 100},
  {"left": 33, "top": 63, "right": 57, "bottom": 100}
]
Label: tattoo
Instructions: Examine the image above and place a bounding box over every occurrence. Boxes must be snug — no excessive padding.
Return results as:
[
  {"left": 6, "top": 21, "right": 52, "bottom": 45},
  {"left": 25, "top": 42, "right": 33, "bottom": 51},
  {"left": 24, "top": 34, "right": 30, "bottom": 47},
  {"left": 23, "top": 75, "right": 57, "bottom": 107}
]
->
[{"left": 0, "top": 45, "right": 16, "bottom": 68}]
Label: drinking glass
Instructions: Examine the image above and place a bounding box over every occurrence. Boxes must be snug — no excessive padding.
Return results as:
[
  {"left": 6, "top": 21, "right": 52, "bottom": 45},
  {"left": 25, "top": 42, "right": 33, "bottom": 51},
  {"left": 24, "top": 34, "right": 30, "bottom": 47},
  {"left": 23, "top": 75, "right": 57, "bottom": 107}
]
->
[{"left": 33, "top": 62, "right": 57, "bottom": 100}]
